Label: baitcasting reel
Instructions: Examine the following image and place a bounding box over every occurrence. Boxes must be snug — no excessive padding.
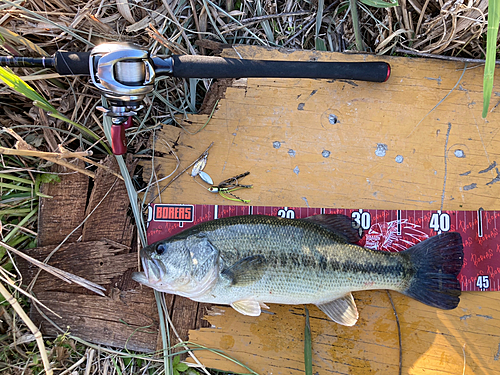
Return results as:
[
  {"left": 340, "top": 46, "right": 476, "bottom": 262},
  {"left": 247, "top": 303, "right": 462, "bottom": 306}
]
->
[{"left": 90, "top": 43, "right": 163, "bottom": 155}]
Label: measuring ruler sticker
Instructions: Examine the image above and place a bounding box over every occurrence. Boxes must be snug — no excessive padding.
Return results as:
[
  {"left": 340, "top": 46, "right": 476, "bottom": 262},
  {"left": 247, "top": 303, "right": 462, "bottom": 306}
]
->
[{"left": 146, "top": 204, "right": 500, "bottom": 292}]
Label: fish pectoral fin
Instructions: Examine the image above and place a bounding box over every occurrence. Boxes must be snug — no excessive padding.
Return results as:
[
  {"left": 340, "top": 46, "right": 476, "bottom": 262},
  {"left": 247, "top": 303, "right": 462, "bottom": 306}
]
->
[
  {"left": 316, "top": 293, "right": 359, "bottom": 326},
  {"left": 301, "top": 214, "right": 363, "bottom": 243},
  {"left": 221, "top": 255, "right": 266, "bottom": 286},
  {"left": 231, "top": 299, "right": 262, "bottom": 316}
]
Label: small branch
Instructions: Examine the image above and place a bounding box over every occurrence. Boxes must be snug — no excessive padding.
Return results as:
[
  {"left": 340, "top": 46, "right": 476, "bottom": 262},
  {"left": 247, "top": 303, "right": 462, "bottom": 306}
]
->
[
  {"left": 0, "top": 145, "right": 124, "bottom": 181},
  {"left": 147, "top": 24, "right": 188, "bottom": 55},
  {"left": 55, "top": 145, "right": 124, "bottom": 181},
  {"left": 0, "top": 146, "right": 91, "bottom": 160},
  {"left": 394, "top": 48, "right": 500, "bottom": 64},
  {"left": 0, "top": 146, "right": 96, "bottom": 178},
  {"left": 2, "top": 128, "right": 124, "bottom": 180}
]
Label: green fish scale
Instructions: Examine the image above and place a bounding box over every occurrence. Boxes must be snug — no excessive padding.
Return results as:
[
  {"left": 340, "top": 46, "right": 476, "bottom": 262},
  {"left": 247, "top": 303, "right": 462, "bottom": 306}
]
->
[{"left": 182, "top": 216, "right": 411, "bottom": 305}]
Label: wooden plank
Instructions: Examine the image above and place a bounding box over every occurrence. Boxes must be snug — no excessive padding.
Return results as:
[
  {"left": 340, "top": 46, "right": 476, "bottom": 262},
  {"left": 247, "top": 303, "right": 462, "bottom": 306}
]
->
[
  {"left": 142, "top": 46, "right": 500, "bottom": 373},
  {"left": 37, "top": 161, "right": 89, "bottom": 246},
  {"left": 81, "top": 156, "right": 134, "bottom": 245},
  {"left": 28, "top": 158, "right": 162, "bottom": 352},
  {"left": 18, "top": 240, "right": 159, "bottom": 352},
  {"left": 189, "top": 291, "right": 500, "bottom": 374},
  {"left": 170, "top": 296, "right": 201, "bottom": 346}
]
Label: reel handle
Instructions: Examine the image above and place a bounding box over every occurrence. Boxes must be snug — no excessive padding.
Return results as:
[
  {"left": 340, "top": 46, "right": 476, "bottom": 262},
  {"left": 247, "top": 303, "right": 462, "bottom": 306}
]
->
[{"left": 110, "top": 117, "right": 133, "bottom": 155}]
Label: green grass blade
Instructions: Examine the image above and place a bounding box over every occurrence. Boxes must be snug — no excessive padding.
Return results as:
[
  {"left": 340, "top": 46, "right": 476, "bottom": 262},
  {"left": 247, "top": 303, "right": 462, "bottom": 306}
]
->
[
  {"left": 0, "top": 182, "right": 33, "bottom": 192},
  {"left": 304, "top": 306, "right": 313, "bottom": 375},
  {"left": 359, "top": 0, "right": 398, "bottom": 8},
  {"left": 0, "top": 67, "right": 111, "bottom": 153},
  {"left": 0, "top": 66, "right": 53, "bottom": 107},
  {"left": 315, "top": 0, "right": 327, "bottom": 51},
  {"left": 256, "top": 0, "right": 274, "bottom": 43},
  {"left": 2, "top": 206, "right": 37, "bottom": 244},
  {"left": 349, "top": 0, "right": 364, "bottom": 51},
  {"left": 0, "top": 173, "right": 33, "bottom": 185},
  {"left": 0, "top": 208, "right": 32, "bottom": 216},
  {"left": 482, "top": 0, "right": 500, "bottom": 118}
]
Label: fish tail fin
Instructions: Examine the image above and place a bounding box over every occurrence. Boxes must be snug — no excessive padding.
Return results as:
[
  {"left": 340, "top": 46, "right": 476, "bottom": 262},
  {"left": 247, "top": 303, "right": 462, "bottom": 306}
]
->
[{"left": 402, "top": 232, "right": 464, "bottom": 310}]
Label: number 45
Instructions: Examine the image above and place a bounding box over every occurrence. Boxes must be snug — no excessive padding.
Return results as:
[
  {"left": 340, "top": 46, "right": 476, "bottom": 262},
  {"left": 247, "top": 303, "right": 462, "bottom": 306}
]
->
[{"left": 476, "top": 275, "right": 490, "bottom": 290}]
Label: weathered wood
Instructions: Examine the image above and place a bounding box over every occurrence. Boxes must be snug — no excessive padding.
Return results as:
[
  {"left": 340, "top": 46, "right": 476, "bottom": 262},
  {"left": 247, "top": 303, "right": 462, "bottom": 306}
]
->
[
  {"left": 142, "top": 46, "right": 500, "bottom": 373},
  {"left": 37, "top": 161, "right": 89, "bottom": 247},
  {"left": 31, "top": 149, "right": 211, "bottom": 353},
  {"left": 18, "top": 240, "right": 159, "bottom": 352},
  {"left": 170, "top": 296, "right": 202, "bottom": 344},
  {"left": 27, "top": 157, "right": 162, "bottom": 352},
  {"left": 81, "top": 156, "right": 134, "bottom": 245}
]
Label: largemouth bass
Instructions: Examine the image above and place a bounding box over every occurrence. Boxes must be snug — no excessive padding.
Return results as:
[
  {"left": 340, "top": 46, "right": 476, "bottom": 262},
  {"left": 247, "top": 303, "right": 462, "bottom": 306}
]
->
[{"left": 132, "top": 214, "right": 463, "bottom": 326}]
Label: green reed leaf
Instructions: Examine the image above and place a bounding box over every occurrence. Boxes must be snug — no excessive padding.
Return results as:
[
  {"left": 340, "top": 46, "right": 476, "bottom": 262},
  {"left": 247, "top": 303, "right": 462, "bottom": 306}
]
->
[
  {"left": 0, "top": 67, "right": 111, "bottom": 153},
  {"left": 482, "top": 0, "right": 500, "bottom": 118},
  {"left": 359, "top": 0, "right": 398, "bottom": 8},
  {"left": 304, "top": 306, "right": 313, "bottom": 375}
]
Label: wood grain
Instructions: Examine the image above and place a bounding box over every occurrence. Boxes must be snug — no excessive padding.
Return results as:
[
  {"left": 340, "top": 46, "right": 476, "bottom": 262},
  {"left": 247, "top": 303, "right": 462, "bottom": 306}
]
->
[
  {"left": 189, "top": 291, "right": 500, "bottom": 374},
  {"left": 82, "top": 156, "right": 134, "bottom": 245},
  {"left": 18, "top": 240, "right": 159, "bottom": 352},
  {"left": 25, "top": 157, "right": 161, "bottom": 352},
  {"left": 37, "top": 161, "right": 89, "bottom": 247}
]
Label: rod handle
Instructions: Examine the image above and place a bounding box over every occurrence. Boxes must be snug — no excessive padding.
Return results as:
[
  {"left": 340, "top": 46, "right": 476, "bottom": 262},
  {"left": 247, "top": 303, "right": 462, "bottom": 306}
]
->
[{"left": 171, "top": 55, "right": 391, "bottom": 82}]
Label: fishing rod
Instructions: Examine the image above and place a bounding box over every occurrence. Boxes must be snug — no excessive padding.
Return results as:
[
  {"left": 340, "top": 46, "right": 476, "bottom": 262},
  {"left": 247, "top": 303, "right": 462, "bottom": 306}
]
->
[{"left": 0, "top": 42, "right": 391, "bottom": 155}]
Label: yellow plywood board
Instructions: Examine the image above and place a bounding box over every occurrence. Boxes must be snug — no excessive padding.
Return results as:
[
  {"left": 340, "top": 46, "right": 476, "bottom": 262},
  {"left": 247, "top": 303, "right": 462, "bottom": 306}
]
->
[
  {"left": 147, "top": 46, "right": 500, "bottom": 211},
  {"left": 189, "top": 291, "right": 500, "bottom": 374},
  {"left": 144, "top": 46, "right": 500, "bottom": 374}
]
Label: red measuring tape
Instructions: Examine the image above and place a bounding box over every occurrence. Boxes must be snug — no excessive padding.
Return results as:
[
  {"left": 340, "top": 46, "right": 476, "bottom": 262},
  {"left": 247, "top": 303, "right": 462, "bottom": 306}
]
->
[{"left": 146, "top": 204, "right": 500, "bottom": 292}]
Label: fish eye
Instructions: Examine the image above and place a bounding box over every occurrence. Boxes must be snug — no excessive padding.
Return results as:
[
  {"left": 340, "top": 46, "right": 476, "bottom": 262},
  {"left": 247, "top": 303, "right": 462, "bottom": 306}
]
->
[{"left": 156, "top": 244, "right": 167, "bottom": 255}]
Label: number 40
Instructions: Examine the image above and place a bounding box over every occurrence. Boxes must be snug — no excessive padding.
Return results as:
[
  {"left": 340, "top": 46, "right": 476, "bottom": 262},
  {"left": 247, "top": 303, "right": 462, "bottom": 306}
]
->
[{"left": 430, "top": 212, "right": 450, "bottom": 232}]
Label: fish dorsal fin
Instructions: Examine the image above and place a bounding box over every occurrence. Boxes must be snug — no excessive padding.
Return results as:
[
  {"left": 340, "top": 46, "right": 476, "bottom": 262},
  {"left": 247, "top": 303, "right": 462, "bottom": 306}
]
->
[
  {"left": 231, "top": 299, "right": 262, "bottom": 316},
  {"left": 301, "top": 214, "right": 362, "bottom": 243},
  {"left": 221, "top": 255, "right": 266, "bottom": 286},
  {"left": 316, "top": 293, "right": 359, "bottom": 326}
]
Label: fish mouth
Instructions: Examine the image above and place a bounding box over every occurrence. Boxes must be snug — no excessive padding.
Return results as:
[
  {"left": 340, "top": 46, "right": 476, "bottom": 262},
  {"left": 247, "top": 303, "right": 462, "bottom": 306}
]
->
[{"left": 132, "top": 256, "right": 164, "bottom": 287}]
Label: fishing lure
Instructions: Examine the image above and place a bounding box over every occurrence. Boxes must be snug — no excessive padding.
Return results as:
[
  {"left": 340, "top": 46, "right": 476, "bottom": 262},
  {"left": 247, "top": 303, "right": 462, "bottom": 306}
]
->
[
  {"left": 208, "top": 172, "right": 252, "bottom": 203},
  {"left": 190, "top": 154, "right": 208, "bottom": 177}
]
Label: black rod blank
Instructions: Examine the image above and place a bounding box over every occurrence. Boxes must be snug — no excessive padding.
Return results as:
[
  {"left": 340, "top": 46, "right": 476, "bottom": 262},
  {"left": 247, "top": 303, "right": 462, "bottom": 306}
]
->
[
  {"left": 0, "top": 56, "right": 55, "bottom": 68},
  {"left": 0, "top": 51, "right": 91, "bottom": 75}
]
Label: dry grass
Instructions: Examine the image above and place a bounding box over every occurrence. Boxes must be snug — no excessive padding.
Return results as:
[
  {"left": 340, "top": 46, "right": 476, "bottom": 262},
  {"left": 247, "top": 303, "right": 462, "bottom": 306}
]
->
[{"left": 0, "top": 0, "right": 493, "bottom": 374}]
